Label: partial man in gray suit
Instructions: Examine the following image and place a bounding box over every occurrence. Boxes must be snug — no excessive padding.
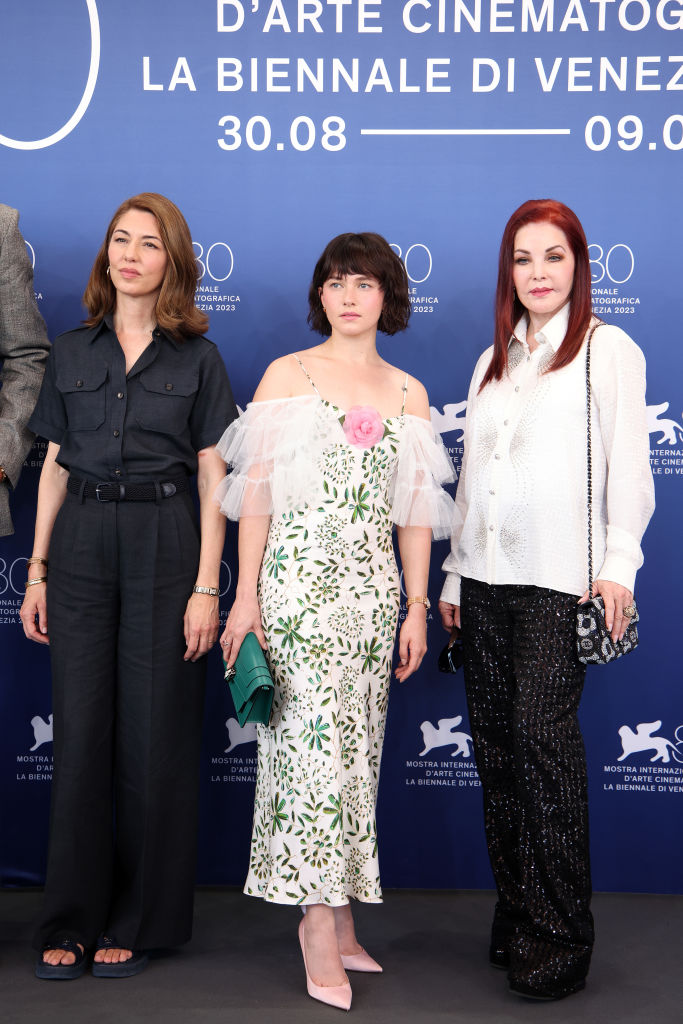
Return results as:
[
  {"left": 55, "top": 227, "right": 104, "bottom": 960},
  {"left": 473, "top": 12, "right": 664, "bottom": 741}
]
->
[{"left": 0, "top": 204, "right": 50, "bottom": 536}]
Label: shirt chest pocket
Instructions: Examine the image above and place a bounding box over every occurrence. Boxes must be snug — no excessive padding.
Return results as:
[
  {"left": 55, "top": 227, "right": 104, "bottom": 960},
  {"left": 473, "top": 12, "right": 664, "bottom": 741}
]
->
[
  {"left": 137, "top": 370, "right": 199, "bottom": 436},
  {"left": 55, "top": 366, "right": 107, "bottom": 431}
]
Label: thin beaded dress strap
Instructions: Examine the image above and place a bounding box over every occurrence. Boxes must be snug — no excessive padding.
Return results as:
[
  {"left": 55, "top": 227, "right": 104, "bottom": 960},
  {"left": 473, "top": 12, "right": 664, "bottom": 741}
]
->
[
  {"left": 400, "top": 374, "right": 408, "bottom": 417},
  {"left": 292, "top": 354, "right": 322, "bottom": 397}
]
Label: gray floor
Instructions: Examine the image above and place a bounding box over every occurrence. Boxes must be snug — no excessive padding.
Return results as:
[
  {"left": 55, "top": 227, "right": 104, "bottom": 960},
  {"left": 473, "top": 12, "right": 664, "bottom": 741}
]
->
[{"left": 1, "top": 888, "right": 681, "bottom": 1024}]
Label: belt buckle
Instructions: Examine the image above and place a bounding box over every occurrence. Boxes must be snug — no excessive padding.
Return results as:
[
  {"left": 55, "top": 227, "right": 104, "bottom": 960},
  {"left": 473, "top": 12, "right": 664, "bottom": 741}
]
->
[{"left": 95, "top": 483, "right": 114, "bottom": 502}]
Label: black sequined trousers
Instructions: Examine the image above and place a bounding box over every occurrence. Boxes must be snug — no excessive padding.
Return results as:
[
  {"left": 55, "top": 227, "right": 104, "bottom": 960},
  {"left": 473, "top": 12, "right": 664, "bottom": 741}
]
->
[{"left": 461, "top": 577, "right": 594, "bottom": 996}]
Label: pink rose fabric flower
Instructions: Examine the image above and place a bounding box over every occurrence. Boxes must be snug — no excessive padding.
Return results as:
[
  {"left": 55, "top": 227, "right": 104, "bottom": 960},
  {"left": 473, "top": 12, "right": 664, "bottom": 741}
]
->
[{"left": 341, "top": 405, "right": 385, "bottom": 448}]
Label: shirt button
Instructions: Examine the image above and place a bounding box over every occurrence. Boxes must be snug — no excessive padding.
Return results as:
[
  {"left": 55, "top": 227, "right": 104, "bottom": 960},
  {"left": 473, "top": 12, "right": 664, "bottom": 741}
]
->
[
  {"left": 503, "top": 419, "right": 509, "bottom": 426},
  {"left": 489, "top": 489, "right": 495, "bottom": 495},
  {"left": 494, "top": 453, "right": 501, "bottom": 460},
  {"left": 76, "top": 379, "right": 83, "bottom": 388},
  {"left": 113, "top": 429, "right": 120, "bottom": 438},
  {"left": 489, "top": 525, "right": 495, "bottom": 532},
  {"left": 117, "top": 391, "right": 124, "bottom": 400},
  {"left": 165, "top": 383, "right": 173, "bottom": 391},
  {"left": 514, "top": 386, "right": 520, "bottom": 393},
  {"left": 114, "top": 468, "right": 122, "bottom": 476}
]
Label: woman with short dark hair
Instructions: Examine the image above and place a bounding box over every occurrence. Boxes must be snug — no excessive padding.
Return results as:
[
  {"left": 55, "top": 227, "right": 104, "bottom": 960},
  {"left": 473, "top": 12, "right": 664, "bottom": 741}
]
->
[
  {"left": 217, "top": 232, "right": 454, "bottom": 1010},
  {"left": 440, "top": 199, "right": 655, "bottom": 1001},
  {"left": 21, "top": 193, "right": 237, "bottom": 979}
]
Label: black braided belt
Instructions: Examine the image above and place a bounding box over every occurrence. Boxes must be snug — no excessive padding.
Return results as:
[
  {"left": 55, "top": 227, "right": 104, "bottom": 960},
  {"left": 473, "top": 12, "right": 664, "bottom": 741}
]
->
[{"left": 67, "top": 475, "right": 189, "bottom": 502}]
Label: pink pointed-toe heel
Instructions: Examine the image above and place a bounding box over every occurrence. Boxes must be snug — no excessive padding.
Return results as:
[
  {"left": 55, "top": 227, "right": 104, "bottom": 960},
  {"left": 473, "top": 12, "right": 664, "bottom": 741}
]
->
[
  {"left": 340, "top": 949, "right": 383, "bottom": 974},
  {"left": 298, "top": 918, "right": 352, "bottom": 1011}
]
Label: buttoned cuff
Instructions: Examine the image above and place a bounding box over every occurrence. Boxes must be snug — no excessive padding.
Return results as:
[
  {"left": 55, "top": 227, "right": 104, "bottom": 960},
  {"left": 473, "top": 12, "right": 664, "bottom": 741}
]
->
[
  {"left": 440, "top": 571, "right": 461, "bottom": 606},
  {"left": 595, "top": 554, "right": 637, "bottom": 595}
]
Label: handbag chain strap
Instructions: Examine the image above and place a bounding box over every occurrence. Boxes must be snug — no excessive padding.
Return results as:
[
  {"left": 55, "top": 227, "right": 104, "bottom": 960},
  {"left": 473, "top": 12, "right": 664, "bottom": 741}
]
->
[{"left": 584, "top": 319, "right": 602, "bottom": 599}]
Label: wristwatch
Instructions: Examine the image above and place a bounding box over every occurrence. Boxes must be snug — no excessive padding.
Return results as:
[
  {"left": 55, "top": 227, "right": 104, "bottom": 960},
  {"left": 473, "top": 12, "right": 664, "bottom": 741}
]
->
[{"left": 406, "top": 596, "right": 431, "bottom": 610}]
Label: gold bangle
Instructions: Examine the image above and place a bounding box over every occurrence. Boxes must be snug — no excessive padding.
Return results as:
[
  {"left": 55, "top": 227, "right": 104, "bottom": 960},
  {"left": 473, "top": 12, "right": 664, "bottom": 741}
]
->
[
  {"left": 25, "top": 577, "right": 48, "bottom": 589},
  {"left": 26, "top": 557, "right": 49, "bottom": 568}
]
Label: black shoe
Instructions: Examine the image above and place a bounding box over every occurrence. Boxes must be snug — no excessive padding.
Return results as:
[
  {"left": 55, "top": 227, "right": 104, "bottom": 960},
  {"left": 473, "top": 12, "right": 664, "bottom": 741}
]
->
[
  {"left": 510, "top": 977, "right": 586, "bottom": 1001},
  {"left": 91, "top": 935, "right": 149, "bottom": 978},
  {"left": 489, "top": 903, "right": 515, "bottom": 970},
  {"left": 35, "top": 938, "right": 87, "bottom": 980},
  {"left": 489, "top": 941, "right": 510, "bottom": 970}
]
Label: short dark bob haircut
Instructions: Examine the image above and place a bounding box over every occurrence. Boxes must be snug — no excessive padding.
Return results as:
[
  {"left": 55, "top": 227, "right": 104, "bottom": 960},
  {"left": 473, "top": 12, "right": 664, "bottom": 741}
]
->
[
  {"left": 480, "top": 198, "right": 592, "bottom": 389},
  {"left": 307, "top": 232, "right": 411, "bottom": 336},
  {"left": 83, "top": 192, "right": 208, "bottom": 341}
]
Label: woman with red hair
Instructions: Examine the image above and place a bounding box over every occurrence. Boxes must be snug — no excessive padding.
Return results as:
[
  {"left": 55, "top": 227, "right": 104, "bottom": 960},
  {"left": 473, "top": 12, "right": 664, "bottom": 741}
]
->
[{"left": 439, "top": 199, "right": 654, "bottom": 1000}]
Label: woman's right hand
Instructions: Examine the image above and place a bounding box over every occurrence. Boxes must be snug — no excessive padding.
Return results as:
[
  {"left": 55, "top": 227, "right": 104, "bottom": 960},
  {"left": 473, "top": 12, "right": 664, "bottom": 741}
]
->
[
  {"left": 220, "top": 593, "right": 267, "bottom": 669},
  {"left": 438, "top": 600, "right": 461, "bottom": 632},
  {"left": 20, "top": 583, "right": 49, "bottom": 645}
]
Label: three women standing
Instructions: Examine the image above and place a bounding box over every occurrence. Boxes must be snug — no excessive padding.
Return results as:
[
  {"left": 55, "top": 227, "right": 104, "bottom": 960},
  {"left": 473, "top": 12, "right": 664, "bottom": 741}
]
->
[
  {"left": 216, "top": 232, "right": 454, "bottom": 1009},
  {"left": 440, "top": 199, "right": 654, "bottom": 1000},
  {"left": 21, "top": 193, "right": 237, "bottom": 978},
  {"left": 19, "top": 194, "right": 655, "bottom": 1004}
]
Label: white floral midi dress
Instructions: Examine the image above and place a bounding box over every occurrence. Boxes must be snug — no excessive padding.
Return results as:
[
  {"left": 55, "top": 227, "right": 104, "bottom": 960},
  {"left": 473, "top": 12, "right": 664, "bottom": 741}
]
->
[{"left": 215, "top": 358, "right": 454, "bottom": 906}]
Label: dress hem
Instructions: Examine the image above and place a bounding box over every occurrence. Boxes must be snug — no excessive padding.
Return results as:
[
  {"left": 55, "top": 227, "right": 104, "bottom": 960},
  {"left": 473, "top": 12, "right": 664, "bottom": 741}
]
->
[{"left": 242, "top": 887, "right": 383, "bottom": 908}]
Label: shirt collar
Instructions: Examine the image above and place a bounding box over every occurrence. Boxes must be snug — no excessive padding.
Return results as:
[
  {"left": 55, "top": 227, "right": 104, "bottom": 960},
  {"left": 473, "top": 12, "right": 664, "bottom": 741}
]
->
[
  {"left": 80, "top": 318, "right": 109, "bottom": 345},
  {"left": 100, "top": 312, "right": 183, "bottom": 350},
  {"left": 510, "top": 302, "right": 570, "bottom": 354}
]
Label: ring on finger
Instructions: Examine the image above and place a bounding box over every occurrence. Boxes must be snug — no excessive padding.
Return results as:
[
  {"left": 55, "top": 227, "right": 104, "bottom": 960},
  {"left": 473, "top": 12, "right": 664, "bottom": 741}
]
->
[{"left": 622, "top": 603, "right": 636, "bottom": 618}]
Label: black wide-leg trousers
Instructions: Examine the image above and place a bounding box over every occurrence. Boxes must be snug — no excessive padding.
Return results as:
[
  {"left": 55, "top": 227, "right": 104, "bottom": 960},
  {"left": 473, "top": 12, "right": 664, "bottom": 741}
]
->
[
  {"left": 34, "top": 490, "right": 206, "bottom": 951},
  {"left": 460, "top": 577, "right": 594, "bottom": 990}
]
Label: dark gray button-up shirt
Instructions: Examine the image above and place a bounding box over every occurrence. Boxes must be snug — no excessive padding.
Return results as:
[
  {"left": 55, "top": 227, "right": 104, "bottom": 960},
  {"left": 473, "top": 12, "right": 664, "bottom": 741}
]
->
[{"left": 29, "top": 316, "right": 237, "bottom": 481}]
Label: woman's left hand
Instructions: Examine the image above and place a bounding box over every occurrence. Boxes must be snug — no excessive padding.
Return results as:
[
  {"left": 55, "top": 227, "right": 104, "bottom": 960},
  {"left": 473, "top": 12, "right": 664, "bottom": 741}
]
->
[
  {"left": 395, "top": 606, "right": 428, "bottom": 682},
  {"left": 578, "top": 579, "right": 634, "bottom": 644},
  {"left": 183, "top": 592, "right": 220, "bottom": 661}
]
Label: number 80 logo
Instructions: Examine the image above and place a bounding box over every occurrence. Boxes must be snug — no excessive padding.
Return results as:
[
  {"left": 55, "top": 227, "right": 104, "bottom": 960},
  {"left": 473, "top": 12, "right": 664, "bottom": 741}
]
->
[
  {"left": 193, "top": 242, "right": 234, "bottom": 282},
  {"left": 390, "top": 243, "right": 433, "bottom": 285},
  {"left": 589, "top": 243, "right": 634, "bottom": 285}
]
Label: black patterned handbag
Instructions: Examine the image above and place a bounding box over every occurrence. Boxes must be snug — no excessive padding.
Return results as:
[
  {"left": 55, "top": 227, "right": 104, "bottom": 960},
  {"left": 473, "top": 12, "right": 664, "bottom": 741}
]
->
[{"left": 575, "top": 324, "right": 639, "bottom": 666}]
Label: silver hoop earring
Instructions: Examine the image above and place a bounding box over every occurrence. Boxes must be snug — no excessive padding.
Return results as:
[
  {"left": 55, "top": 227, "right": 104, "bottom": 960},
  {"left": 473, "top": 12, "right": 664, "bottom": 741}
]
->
[{"left": 106, "top": 266, "right": 111, "bottom": 276}]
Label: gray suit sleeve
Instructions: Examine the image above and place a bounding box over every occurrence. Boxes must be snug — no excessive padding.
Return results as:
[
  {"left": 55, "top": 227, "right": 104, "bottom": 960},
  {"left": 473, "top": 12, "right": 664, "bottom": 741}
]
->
[{"left": 0, "top": 205, "right": 51, "bottom": 487}]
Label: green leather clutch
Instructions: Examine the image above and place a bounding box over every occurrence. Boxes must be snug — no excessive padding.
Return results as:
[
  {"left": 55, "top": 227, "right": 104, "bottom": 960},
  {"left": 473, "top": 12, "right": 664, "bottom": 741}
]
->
[{"left": 223, "top": 632, "right": 274, "bottom": 726}]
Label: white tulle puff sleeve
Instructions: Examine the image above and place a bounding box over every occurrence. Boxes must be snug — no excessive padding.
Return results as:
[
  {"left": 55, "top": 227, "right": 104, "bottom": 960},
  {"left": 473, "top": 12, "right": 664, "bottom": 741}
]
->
[
  {"left": 389, "top": 416, "right": 456, "bottom": 539},
  {"left": 213, "top": 397, "right": 326, "bottom": 519}
]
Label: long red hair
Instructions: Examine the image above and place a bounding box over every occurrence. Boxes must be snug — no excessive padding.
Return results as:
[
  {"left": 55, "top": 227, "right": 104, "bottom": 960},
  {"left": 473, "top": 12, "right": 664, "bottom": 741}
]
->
[{"left": 480, "top": 199, "right": 592, "bottom": 389}]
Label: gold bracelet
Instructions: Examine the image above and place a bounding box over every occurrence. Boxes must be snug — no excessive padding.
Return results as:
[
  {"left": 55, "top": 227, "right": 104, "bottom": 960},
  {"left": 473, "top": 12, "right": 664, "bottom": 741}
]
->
[
  {"left": 25, "top": 577, "right": 48, "bottom": 589},
  {"left": 406, "top": 596, "right": 431, "bottom": 610},
  {"left": 26, "top": 556, "right": 49, "bottom": 568}
]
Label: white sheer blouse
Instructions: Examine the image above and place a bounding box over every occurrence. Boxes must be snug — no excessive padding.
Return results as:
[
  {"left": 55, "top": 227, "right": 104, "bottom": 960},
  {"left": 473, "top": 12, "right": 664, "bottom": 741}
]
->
[{"left": 214, "top": 395, "right": 455, "bottom": 538}]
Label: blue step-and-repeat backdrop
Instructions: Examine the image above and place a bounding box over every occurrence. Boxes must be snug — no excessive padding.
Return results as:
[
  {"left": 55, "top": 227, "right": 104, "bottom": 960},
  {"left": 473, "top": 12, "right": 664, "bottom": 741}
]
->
[{"left": 1, "top": 0, "right": 681, "bottom": 893}]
